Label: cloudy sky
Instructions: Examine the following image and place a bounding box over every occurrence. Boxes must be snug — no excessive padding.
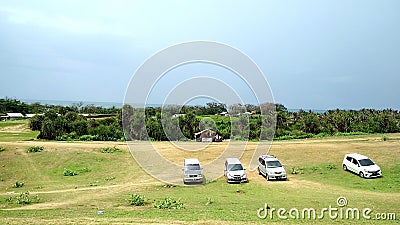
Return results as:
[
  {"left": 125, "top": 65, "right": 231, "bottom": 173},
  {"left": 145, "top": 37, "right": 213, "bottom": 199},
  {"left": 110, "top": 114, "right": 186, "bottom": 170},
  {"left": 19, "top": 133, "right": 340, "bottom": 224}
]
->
[{"left": 0, "top": 0, "right": 399, "bottom": 109}]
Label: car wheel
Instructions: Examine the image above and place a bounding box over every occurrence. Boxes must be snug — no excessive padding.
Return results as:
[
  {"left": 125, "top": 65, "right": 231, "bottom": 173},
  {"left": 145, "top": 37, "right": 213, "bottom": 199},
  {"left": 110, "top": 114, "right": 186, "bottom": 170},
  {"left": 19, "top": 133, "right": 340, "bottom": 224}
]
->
[
  {"left": 359, "top": 172, "right": 364, "bottom": 178},
  {"left": 343, "top": 164, "right": 347, "bottom": 171},
  {"left": 258, "top": 168, "right": 261, "bottom": 175},
  {"left": 266, "top": 175, "right": 270, "bottom": 181}
]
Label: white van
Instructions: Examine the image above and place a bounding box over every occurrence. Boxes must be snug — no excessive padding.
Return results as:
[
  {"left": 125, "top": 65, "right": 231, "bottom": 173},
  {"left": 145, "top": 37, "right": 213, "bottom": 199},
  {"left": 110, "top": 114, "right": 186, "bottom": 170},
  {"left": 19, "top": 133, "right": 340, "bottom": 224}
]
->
[
  {"left": 257, "top": 155, "right": 287, "bottom": 181},
  {"left": 224, "top": 158, "right": 247, "bottom": 183},
  {"left": 183, "top": 158, "right": 203, "bottom": 184},
  {"left": 342, "top": 153, "right": 382, "bottom": 178}
]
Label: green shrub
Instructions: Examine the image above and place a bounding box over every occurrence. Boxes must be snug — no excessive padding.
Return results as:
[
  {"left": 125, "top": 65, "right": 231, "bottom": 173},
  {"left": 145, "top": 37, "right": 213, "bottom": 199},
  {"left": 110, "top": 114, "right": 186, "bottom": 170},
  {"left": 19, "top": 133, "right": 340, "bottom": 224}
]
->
[
  {"left": 13, "top": 192, "right": 39, "bottom": 205},
  {"left": 99, "top": 146, "right": 121, "bottom": 153},
  {"left": 0, "top": 146, "right": 6, "bottom": 152},
  {"left": 326, "top": 164, "right": 337, "bottom": 170},
  {"left": 63, "top": 168, "right": 78, "bottom": 176},
  {"left": 127, "top": 193, "right": 146, "bottom": 206},
  {"left": 382, "top": 136, "right": 389, "bottom": 141},
  {"left": 291, "top": 167, "right": 303, "bottom": 174},
  {"left": 79, "top": 135, "right": 98, "bottom": 141},
  {"left": 310, "top": 166, "right": 321, "bottom": 172},
  {"left": 27, "top": 146, "right": 44, "bottom": 153},
  {"left": 14, "top": 181, "right": 24, "bottom": 188},
  {"left": 154, "top": 197, "right": 185, "bottom": 209},
  {"left": 104, "top": 176, "right": 116, "bottom": 181}
]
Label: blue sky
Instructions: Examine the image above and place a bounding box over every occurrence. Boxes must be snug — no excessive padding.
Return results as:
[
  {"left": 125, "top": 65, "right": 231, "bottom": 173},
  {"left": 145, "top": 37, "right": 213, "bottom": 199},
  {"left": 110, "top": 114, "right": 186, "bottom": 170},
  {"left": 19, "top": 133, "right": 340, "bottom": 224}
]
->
[{"left": 0, "top": 0, "right": 399, "bottom": 109}]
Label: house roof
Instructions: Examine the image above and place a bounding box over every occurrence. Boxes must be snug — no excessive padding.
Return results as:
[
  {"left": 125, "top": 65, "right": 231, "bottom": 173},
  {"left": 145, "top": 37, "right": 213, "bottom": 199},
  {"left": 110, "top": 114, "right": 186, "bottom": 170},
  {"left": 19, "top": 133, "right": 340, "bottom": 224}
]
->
[
  {"left": 194, "top": 129, "right": 216, "bottom": 136},
  {"left": 6, "top": 113, "right": 24, "bottom": 117}
]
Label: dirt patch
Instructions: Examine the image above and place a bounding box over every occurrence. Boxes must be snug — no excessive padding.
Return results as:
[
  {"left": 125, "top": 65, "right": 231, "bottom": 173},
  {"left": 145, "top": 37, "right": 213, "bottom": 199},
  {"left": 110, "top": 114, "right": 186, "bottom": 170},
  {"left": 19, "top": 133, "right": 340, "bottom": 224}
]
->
[{"left": 0, "top": 124, "right": 30, "bottom": 133}]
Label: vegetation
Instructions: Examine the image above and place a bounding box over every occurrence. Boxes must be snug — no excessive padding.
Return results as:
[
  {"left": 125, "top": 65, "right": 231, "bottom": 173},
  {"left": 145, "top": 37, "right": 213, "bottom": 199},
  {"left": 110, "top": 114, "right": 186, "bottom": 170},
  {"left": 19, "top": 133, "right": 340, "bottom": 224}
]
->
[
  {"left": 124, "top": 103, "right": 400, "bottom": 141},
  {"left": 1, "top": 98, "right": 399, "bottom": 141},
  {"left": 154, "top": 197, "right": 185, "bottom": 209},
  {"left": 30, "top": 110, "right": 123, "bottom": 141},
  {"left": 13, "top": 181, "right": 24, "bottom": 188},
  {"left": 63, "top": 168, "right": 78, "bottom": 176},
  {"left": 0, "top": 97, "right": 119, "bottom": 115},
  {"left": 0, "top": 135, "right": 399, "bottom": 224},
  {"left": 0, "top": 146, "right": 5, "bottom": 152},
  {"left": 99, "top": 146, "right": 122, "bottom": 154},
  {"left": 127, "top": 193, "right": 146, "bottom": 206},
  {"left": 7, "top": 192, "right": 40, "bottom": 205},
  {"left": 27, "top": 146, "right": 44, "bottom": 153}
]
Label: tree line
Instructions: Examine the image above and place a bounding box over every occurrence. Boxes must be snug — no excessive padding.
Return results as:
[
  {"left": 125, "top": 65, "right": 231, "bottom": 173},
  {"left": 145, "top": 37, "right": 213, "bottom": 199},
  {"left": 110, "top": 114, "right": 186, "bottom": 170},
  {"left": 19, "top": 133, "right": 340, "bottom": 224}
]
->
[
  {"left": 2, "top": 97, "right": 397, "bottom": 141},
  {"left": 0, "top": 98, "right": 120, "bottom": 115},
  {"left": 122, "top": 104, "right": 400, "bottom": 141},
  {"left": 275, "top": 106, "right": 400, "bottom": 140},
  {"left": 30, "top": 110, "right": 123, "bottom": 141}
]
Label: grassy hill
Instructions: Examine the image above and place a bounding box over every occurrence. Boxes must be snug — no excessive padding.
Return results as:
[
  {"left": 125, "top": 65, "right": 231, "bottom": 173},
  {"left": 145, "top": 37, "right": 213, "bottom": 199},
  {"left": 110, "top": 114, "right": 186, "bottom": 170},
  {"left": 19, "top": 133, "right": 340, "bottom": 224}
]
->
[{"left": 0, "top": 120, "right": 399, "bottom": 224}]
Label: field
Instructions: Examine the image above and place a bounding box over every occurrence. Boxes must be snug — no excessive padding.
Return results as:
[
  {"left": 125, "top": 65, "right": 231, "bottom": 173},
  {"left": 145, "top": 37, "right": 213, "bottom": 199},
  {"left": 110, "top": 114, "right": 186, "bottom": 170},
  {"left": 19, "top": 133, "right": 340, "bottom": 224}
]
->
[{"left": 0, "top": 120, "right": 399, "bottom": 224}]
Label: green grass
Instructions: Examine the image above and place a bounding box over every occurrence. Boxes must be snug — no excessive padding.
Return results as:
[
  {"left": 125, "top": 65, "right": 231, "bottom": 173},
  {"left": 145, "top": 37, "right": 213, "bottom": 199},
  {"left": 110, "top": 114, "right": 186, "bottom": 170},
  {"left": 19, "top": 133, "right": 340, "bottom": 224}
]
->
[
  {"left": 0, "top": 119, "right": 39, "bottom": 142},
  {"left": 0, "top": 120, "right": 27, "bottom": 128},
  {"left": 0, "top": 134, "right": 399, "bottom": 224},
  {"left": 291, "top": 163, "right": 400, "bottom": 193},
  {"left": 0, "top": 131, "right": 39, "bottom": 142}
]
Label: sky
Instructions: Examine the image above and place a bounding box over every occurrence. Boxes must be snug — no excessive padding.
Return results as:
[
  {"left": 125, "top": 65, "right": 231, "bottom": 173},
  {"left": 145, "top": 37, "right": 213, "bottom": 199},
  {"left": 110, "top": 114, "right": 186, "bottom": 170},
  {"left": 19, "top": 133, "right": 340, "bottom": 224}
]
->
[{"left": 0, "top": 0, "right": 399, "bottom": 110}]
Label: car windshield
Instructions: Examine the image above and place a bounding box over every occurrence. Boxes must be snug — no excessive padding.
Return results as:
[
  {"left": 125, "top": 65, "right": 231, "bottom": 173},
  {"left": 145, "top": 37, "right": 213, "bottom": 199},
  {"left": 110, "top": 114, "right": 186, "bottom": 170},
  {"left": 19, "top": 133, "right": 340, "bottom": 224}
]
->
[
  {"left": 266, "top": 161, "right": 282, "bottom": 168},
  {"left": 228, "top": 164, "right": 243, "bottom": 171},
  {"left": 359, "top": 159, "right": 375, "bottom": 166},
  {"left": 185, "top": 164, "right": 200, "bottom": 170}
]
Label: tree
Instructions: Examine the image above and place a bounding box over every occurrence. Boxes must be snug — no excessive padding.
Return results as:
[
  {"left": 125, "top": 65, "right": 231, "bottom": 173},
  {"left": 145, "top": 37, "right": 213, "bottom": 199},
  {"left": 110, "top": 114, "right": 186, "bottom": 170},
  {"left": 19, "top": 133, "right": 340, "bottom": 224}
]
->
[{"left": 29, "top": 115, "right": 45, "bottom": 131}]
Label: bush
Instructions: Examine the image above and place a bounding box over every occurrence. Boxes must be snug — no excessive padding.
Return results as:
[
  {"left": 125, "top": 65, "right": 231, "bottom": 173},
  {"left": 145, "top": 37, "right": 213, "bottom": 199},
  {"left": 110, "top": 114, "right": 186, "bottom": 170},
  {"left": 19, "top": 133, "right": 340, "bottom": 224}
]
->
[
  {"left": 326, "top": 164, "right": 337, "bottom": 170},
  {"left": 154, "top": 197, "right": 185, "bottom": 209},
  {"left": 0, "top": 146, "right": 5, "bottom": 152},
  {"left": 79, "top": 135, "right": 98, "bottom": 141},
  {"left": 291, "top": 167, "right": 303, "bottom": 174},
  {"left": 99, "top": 146, "right": 121, "bottom": 153},
  {"left": 13, "top": 192, "right": 40, "bottom": 205},
  {"left": 27, "top": 146, "right": 44, "bottom": 153},
  {"left": 127, "top": 193, "right": 146, "bottom": 206},
  {"left": 14, "top": 181, "right": 24, "bottom": 188},
  {"left": 104, "top": 176, "right": 116, "bottom": 181},
  {"left": 63, "top": 168, "right": 78, "bottom": 176}
]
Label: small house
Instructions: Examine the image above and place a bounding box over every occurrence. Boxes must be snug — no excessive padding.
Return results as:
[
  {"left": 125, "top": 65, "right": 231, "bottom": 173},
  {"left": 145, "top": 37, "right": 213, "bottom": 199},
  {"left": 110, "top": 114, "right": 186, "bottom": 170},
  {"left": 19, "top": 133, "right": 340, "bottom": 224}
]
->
[{"left": 194, "top": 129, "right": 223, "bottom": 142}]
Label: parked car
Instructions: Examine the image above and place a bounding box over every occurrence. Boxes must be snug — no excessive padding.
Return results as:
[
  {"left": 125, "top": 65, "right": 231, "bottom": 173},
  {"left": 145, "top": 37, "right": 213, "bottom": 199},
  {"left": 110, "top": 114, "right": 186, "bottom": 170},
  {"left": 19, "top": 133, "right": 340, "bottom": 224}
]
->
[
  {"left": 342, "top": 153, "right": 382, "bottom": 178},
  {"left": 224, "top": 158, "right": 247, "bottom": 183},
  {"left": 258, "top": 155, "right": 287, "bottom": 181},
  {"left": 183, "top": 158, "right": 203, "bottom": 184}
]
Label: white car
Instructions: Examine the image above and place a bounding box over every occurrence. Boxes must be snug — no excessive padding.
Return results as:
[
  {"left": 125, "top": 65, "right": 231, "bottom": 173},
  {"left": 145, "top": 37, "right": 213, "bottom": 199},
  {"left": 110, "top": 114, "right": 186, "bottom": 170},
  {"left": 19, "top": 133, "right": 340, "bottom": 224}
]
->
[
  {"left": 342, "top": 153, "right": 382, "bottom": 178},
  {"left": 258, "top": 155, "right": 287, "bottom": 180},
  {"left": 224, "top": 158, "right": 248, "bottom": 183},
  {"left": 183, "top": 158, "right": 204, "bottom": 184}
]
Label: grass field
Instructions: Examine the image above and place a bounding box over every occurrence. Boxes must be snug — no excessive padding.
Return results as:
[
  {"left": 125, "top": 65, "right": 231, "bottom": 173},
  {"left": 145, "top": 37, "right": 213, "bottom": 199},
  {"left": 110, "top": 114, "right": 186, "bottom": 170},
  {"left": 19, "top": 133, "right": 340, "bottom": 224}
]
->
[{"left": 0, "top": 120, "right": 399, "bottom": 224}]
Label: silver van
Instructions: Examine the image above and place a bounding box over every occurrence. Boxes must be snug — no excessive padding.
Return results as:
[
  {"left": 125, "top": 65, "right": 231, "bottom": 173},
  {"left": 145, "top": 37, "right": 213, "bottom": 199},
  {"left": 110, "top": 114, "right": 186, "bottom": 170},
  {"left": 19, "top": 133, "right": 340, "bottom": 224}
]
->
[
  {"left": 224, "top": 158, "right": 247, "bottom": 183},
  {"left": 258, "top": 155, "right": 287, "bottom": 181},
  {"left": 183, "top": 158, "right": 203, "bottom": 184}
]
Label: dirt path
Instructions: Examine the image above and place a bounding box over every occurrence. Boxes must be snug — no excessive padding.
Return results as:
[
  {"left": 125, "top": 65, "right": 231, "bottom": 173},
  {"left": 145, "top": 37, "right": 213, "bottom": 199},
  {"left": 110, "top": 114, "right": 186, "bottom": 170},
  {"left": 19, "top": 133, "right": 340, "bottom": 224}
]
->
[
  {"left": 1, "top": 180, "right": 160, "bottom": 210},
  {"left": 0, "top": 124, "right": 30, "bottom": 133}
]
